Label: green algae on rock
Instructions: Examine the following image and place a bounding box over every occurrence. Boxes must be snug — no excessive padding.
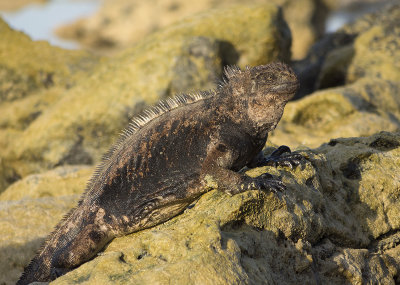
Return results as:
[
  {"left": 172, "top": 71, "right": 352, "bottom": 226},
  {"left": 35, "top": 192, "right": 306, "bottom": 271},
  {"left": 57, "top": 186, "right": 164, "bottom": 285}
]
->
[
  {"left": 320, "top": 4, "right": 400, "bottom": 87},
  {"left": 294, "top": 3, "right": 400, "bottom": 98},
  {"left": 271, "top": 78, "right": 400, "bottom": 148},
  {"left": 0, "top": 195, "right": 80, "bottom": 285},
  {"left": 55, "top": 0, "right": 323, "bottom": 59},
  {"left": 283, "top": 2, "right": 400, "bottom": 154},
  {"left": 315, "top": 3, "right": 400, "bottom": 90},
  {"left": 0, "top": 18, "right": 97, "bottom": 103},
  {"left": 0, "top": 17, "right": 99, "bottom": 192},
  {"left": 0, "top": 165, "right": 92, "bottom": 201},
  {"left": 0, "top": 166, "right": 91, "bottom": 284},
  {"left": 43, "top": 131, "right": 400, "bottom": 285}
]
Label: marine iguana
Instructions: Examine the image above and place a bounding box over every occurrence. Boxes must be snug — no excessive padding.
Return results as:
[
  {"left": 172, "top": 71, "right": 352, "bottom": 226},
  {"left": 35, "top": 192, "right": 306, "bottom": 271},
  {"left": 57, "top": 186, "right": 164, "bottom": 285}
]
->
[{"left": 18, "top": 62, "right": 301, "bottom": 284}]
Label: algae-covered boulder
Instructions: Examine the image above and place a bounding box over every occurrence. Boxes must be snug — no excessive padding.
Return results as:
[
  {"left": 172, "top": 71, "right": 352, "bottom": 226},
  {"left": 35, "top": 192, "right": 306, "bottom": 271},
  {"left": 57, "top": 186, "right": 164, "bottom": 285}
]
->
[
  {"left": 0, "top": 18, "right": 97, "bottom": 103},
  {"left": 0, "top": 165, "right": 91, "bottom": 284},
  {"left": 56, "top": 0, "right": 326, "bottom": 59},
  {"left": 22, "top": 131, "right": 392, "bottom": 284},
  {"left": 277, "top": 4, "right": 400, "bottom": 147},
  {"left": 0, "top": 4, "right": 291, "bottom": 193},
  {"left": 270, "top": 78, "right": 400, "bottom": 148},
  {"left": 296, "top": 3, "right": 400, "bottom": 97},
  {"left": 0, "top": 17, "right": 99, "bottom": 191},
  {"left": 318, "top": 3, "right": 400, "bottom": 88},
  {"left": 0, "top": 16, "right": 98, "bottom": 131},
  {"left": 0, "top": 165, "right": 92, "bottom": 201},
  {"left": 3, "top": 132, "right": 399, "bottom": 284},
  {"left": 0, "top": 195, "right": 80, "bottom": 285}
]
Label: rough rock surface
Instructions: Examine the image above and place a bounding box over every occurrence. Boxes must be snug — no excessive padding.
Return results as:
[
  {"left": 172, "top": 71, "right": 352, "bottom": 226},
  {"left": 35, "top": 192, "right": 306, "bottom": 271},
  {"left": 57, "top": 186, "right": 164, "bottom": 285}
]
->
[
  {"left": 281, "top": 3, "right": 400, "bottom": 147},
  {"left": 0, "top": 195, "right": 80, "bottom": 285},
  {"left": 0, "top": 4, "right": 291, "bottom": 193},
  {"left": 318, "top": 2, "right": 400, "bottom": 88},
  {"left": 294, "top": 2, "right": 400, "bottom": 97},
  {"left": 0, "top": 165, "right": 92, "bottom": 201},
  {"left": 271, "top": 78, "right": 400, "bottom": 148},
  {"left": 0, "top": 18, "right": 97, "bottom": 103},
  {"left": 8, "top": 131, "right": 395, "bottom": 285},
  {"left": 2, "top": 132, "right": 399, "bottom": 284},
  {"left": 55, "top": 0, "right": 327, "bottom": 59},
  {"left": 0, "top": 17, "right": 98, "bottom": 192}
]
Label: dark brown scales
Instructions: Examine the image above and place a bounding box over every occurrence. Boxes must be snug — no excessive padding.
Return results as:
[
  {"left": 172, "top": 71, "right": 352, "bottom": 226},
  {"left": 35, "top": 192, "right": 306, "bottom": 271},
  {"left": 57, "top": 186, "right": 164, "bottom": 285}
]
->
[{"left": 18, "top": 62, "right": 300, "bottom": 284}]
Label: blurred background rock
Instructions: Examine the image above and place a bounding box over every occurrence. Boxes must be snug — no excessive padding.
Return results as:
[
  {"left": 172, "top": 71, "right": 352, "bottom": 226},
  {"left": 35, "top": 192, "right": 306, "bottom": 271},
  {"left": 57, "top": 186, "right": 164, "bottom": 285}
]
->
[
  {"left": 0, "top": 0, "right": 393, "bottom": 59},
  {"left": 0, "top": 0, "right": 47, "bottom": 11}
]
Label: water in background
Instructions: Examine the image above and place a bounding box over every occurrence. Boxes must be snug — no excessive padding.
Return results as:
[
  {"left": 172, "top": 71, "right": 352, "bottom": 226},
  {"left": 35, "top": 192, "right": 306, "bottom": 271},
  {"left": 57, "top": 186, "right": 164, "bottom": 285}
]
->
[
  {"left": 0, "top": 0, "right": 386, "bottom": 50},
  {"left": 0, "top": 0, "right": 100, "bottom": 49},
  {"left": 325, "top": 2, "right": 388, "bottom": 33}
]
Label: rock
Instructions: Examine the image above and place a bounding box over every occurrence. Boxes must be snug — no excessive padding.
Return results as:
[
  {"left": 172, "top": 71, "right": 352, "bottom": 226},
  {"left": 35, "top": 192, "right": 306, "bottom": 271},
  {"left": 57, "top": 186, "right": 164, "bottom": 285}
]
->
[
  {"left": 0, "top": 0, "right": 47, "bottom": 11},
  {"left": 0, "top": 18, "right": 97, "bottom": 103},
  {"left": 29, "top": 131, "right": 395, "bottom": 284},
  {"left": 279, "top": 0, "right": 328, "bottom": 60},
  {"left": 0, "top": 165, "right": 92, "bottom": 201},
  {"left": 0, "top": 17, "right": 98, "bottom": 192},
  {"left": 0, "top": 4, "right": 291, "bottom": 193},
  {"left": 0, "top": 165, "right": 91, "bottom": 284},
  {"left": 270, "top": 78, "right": 400, "bottom": 148},
  {"left": 345, "top": 15, "right": 400, "bottom": 83},
  {"left": 0, "top": 195, "right": 80, "bottom": 285},
  {"left": 55, "top": 0, "right": 327, "bottom": 59},
  {"left": 274, "top": 5, "right": 400, "bottom": 148},
  {"left": 318, "top": 2, "right": 400, "bottom": 88},
  {"left": 295, "top": 2, "right": 400, "bottom": 97},
  {"left": 4, "top": 132, "right": 399, "bottom": 284}
]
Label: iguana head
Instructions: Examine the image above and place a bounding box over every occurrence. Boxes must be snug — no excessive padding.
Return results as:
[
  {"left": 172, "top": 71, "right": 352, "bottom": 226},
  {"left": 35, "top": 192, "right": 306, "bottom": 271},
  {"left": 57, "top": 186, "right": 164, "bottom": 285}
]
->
[
  {"left": 248, "top": 62, "right": 299, "bottom": 102},
  {"left": 247, "top": 62, "right": 298, "bottom": 131},
  {"left": 222, "top": 62, "right": 299, "bottom": 132}
]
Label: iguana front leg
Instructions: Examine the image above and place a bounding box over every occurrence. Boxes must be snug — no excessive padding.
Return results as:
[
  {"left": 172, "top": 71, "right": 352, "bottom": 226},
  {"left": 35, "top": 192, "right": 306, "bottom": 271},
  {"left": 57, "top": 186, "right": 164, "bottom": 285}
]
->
[
  {"left": 203, "top": 164, "right": 285, "bottom": 195},
  {"left": 201, "top": 142, "right": 285, "bottom": 196}
]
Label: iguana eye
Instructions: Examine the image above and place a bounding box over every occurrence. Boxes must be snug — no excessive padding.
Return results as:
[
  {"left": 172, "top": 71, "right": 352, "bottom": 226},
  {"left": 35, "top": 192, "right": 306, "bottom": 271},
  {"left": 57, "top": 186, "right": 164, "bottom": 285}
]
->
[{"left": 255, "top": 72, "right": 276, "bottom": 84}]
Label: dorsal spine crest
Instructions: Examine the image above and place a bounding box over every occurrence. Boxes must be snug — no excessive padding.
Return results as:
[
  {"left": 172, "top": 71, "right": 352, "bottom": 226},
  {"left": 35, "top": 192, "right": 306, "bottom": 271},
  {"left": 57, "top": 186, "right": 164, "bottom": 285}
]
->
[{"left": 87, "top": 91, "right": 213, "bottom": 193}]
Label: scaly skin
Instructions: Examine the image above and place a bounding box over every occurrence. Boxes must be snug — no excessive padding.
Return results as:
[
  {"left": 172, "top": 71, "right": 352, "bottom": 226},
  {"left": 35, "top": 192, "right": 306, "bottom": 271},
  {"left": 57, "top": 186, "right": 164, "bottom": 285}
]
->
[{"left": 18, "top": 62, "right": 300, "bottom": 284}]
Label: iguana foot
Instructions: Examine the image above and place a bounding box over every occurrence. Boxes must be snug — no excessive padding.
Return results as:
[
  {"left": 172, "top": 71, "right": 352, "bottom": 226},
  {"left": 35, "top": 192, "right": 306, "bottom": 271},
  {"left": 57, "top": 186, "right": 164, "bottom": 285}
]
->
[
  {"left": 225, "top": 173, "right": 285, "bottom": 195},
  {"left": 261, "top": 145, "right": 303, "bottom": 169}
]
